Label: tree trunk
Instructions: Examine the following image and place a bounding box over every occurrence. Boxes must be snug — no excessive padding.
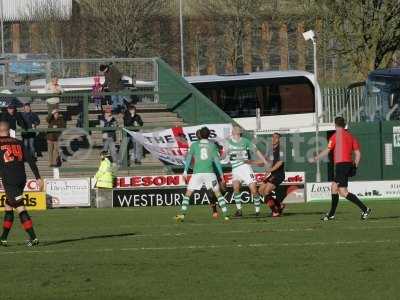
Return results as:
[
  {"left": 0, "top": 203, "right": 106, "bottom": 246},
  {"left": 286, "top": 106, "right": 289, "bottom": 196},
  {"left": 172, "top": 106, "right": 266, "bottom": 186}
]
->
[
  {"left": 12, "top": 23, "right": 21, "bottom": 53},
  {"left": 152, "top": 18, "right": 161, "bottom": 57},
  {"left": 296, "top": 21, "right": 306, "bottom": 70},
  {"left": 243, "top": 19, "right": 252, "bottom": 73},
  {"left": 30, "top": 23, "right": 40, "bottom": 53},
  {"left": 260, "top": 20, "right": 271, "bottom": 70},
  {"left": 187, "top": 17, "right": 198, "bottom": 76},
  {"left": 206, "top": 20, "right": 217, "bottom": 75},
  {"left": 170, "top": 18, "right": 181, "bottom": 73},
  {"left": 279, "top": 23, "right": 288, "bottom": 70}
]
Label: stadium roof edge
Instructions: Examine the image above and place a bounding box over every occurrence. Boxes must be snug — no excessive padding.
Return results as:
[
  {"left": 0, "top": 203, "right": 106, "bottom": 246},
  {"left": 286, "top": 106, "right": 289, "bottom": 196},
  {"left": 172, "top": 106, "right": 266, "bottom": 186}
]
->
[{"left": 185, "top": 70, "right": 315, "bottom": 84}]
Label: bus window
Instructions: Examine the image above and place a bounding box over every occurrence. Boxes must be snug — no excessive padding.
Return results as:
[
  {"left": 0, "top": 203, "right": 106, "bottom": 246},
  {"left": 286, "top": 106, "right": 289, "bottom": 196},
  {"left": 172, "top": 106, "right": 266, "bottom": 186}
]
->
[
  {"left": 199, "top": 85, "right": 259, "bottom": 118},
  {"left": 263, "top": 82, "right": 314, "bottom": 115},
  {"left": 192, "top": 75, "right": 315, "bottom": 118}
]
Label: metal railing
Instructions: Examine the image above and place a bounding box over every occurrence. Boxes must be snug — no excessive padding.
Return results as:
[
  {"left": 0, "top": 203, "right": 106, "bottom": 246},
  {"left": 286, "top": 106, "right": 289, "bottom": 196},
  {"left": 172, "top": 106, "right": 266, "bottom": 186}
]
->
[
  {"left": 5, "top": 89, "right": 178, "bottom": 174},
  {"left": 1, "top": 57, "right": 159, "bottom": 92},
  {"left": 321, "top": 85, "right": 364, "bottom": 123}
]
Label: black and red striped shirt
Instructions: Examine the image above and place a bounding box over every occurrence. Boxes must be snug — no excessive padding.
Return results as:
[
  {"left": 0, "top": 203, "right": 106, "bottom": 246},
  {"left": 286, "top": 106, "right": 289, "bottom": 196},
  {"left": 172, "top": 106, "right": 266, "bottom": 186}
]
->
[{"left": 0, "top": 136, "right": 40, "bottom": 184}]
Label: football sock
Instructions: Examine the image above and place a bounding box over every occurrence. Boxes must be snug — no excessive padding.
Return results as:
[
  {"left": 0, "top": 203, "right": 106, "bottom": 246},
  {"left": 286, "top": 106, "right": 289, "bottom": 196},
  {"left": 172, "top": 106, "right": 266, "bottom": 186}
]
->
[
  {"left": 19, "top": 211, "right": 36, "bottom": 240},
  {"left": 1, "top": 210, "right": 14, "bottom": 240},
  {"left": 217, "top": 196, "right": 228, "bottom": 216},
  {"left": 253, "top": 195, "right": 261, "bottom": 213},
  {"left": 346, "top": 193, "right": 367, "bottom": 212},
  {"left": 233, "top": 192, "right": 242, "bottom": 210},
  {"left": 211, "top": 203, "right": 218, "bottom": 214},
  {"left": 265, "top": 194, "right": 278, "bottom": 212},
  {"left": 180, "top": 195, "right": 190, "bottom": 214},
  {"left": 329, "top": 194, "right": 339, "bottom": 216}
]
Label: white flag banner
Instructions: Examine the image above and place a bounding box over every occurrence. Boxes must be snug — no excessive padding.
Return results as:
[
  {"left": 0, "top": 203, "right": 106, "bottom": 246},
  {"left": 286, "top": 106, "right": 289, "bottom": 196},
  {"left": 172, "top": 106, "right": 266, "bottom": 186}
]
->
[{"left": 124, "top": 124, "right": 233, "bottom": 165}]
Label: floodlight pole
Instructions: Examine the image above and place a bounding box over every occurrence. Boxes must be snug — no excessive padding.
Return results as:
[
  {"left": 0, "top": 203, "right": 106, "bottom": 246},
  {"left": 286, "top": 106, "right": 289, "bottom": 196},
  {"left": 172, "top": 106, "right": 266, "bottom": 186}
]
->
[
  {"left": 0, "top": 0, "right": 5, "bottom": 87},
  {"left": 179, "top": 0, "right": 185, "bottom": 77},
  {"left": 312, "top": 38, "right": 321, "bottom": 183}
]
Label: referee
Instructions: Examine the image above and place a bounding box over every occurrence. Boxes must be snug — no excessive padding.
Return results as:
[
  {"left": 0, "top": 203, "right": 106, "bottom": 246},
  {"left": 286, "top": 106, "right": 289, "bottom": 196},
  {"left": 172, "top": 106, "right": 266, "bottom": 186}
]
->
[
  {"left": 0, "top": 121, "right": 41, "bottom": 246},
  {"left": 310, "top": 117, "right": 371, "bottom": 220}
]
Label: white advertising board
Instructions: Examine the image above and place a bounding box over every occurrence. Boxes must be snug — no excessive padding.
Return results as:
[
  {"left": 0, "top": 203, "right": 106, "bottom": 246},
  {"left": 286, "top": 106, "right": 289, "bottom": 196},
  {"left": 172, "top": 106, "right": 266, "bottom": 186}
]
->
[
  {"left": 45, "top": 178, "right": 91, "bottom": 207},
  {"left": 306, "top": 181, "right": 400, "bottom": 202}
]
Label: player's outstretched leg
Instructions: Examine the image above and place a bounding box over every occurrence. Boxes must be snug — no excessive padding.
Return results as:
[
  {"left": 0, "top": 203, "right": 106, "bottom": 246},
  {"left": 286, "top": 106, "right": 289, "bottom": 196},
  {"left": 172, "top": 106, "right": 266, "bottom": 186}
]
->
[
  {"left": 249, "top": 183, "right": 261, "bottom": 216},
  {"left": 0, "top": 209, "right": 14, "bottom": 246},
  {"left": 17, "top": 207, "right": 38, "bottom": 246},
  {"left": 341, "top": 189, "right": 371, "bottom": 220},
  {"left": 215, "top": 192, "right": 229, "bottom": 221},
  {"left": 233, "top": 192, "right": 242, "bottom": 217},
  {"left": 232, "top": 181, "right": 242, "bottom": 217},
  {"left": 175, "top": 192, "right": 192, "bottom": 222},
  {"left": 210, "top": 202, "right": 219, "bottom": 219}
]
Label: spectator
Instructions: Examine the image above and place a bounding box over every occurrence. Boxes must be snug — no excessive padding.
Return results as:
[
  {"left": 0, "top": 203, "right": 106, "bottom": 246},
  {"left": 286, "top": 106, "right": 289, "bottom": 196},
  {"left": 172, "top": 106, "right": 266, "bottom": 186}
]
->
[
  {"left": 92, "top": 76, "right": 103, "bottom": 110},
  {"left": 46, "top": 109, "right": 65, "bottom": 167},
  {"left": 99, "top": 64, "right": 124, "bottom": 113},
  {"left": 99, "top": 106, "right": 118, "bottom": 164},
  {"left": 94, "top": 151, "right": 114, "bottom": 189},
  {"left": 21, "top": 103, "right": 40, "bottom": 159},
  {"left": 46, "top": 76, "right": 63, "bottom": 114},
  {"left": 124, "top": 104, "right": 143, "bottom": 165},
  {"left": 0, "top": 104, "right": 27, "bottom": 137}
]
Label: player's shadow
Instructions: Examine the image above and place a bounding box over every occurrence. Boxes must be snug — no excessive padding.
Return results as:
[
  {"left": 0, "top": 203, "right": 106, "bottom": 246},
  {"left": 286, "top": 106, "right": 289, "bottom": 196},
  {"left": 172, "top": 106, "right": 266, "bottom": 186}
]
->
[
  {"left": 41, "top": 232, "right": 138, "bottom": 247},
  {"left": 236, "top": 211, "right": 325, "bottom": 219},
  {"left": 368, "top": 216, "right": 400, "bottom": 220},
  {"left": 281, "top": 211, "right": 326, "bottom": 217}
]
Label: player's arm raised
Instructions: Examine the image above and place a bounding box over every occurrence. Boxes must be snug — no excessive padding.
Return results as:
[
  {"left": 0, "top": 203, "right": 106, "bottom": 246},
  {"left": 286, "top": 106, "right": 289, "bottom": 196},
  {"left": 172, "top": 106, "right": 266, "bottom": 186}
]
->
[
  {"left": 310, "top": 135, "right": 335, "bottom": 163},
  {"left": 310, "top": 148, "right": 330, "bottom": 163},
  {"left": 245, "top": 140, "right": 270, "bottom": 167},
  {"left": 213, "top": 145, "right": 225, "bottom": 183},
  {"left": 183, "top": 147, "right": 193, "bottom": 180}
]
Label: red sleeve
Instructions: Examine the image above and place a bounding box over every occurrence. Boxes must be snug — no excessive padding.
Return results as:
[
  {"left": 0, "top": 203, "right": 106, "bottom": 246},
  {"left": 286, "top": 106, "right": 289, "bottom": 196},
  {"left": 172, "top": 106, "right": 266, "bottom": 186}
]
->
[
  {"left": 352, "top": 137, "right": 360, "bottom": 151},
  {"left": 327, "top": 134, "right": 336, "bottom": 151}
]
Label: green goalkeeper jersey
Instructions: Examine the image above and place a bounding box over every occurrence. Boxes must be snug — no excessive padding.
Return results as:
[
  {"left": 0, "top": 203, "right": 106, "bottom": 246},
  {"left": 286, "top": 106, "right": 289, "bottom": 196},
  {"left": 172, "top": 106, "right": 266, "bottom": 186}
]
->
[
  {"left": 184, "top": 140, "right": 223, "bottom": 176},
  {"left": 227, "top": 137, "right": 255, "bottom": 169}
]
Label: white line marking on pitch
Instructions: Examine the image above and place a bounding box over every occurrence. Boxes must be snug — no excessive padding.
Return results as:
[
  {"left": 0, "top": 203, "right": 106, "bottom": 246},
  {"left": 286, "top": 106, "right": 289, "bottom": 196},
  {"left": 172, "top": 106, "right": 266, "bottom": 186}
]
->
[
  {"left": 0, "top": 239, "right": 397, "bottom": 256},
  {"left": 122, "top": 225, "right": 400, "bottom": 239}
]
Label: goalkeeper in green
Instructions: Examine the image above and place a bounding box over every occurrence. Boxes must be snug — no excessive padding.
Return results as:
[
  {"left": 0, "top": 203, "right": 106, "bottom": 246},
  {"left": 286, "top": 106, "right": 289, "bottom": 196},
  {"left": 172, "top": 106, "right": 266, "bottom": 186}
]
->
[{"left": 175, "top": 127, "right": 229, "bottom": 222}]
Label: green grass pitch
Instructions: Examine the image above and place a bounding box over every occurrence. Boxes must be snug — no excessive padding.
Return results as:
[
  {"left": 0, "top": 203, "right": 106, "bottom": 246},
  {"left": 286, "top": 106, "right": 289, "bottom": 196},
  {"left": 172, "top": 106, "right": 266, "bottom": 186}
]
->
[{"left": 1, "top": 200, "right": 400, "bottom": 300}]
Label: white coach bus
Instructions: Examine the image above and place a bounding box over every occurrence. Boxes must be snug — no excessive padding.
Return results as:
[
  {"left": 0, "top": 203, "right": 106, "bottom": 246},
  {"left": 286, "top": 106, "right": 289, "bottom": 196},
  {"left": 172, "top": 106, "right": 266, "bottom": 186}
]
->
[{"left": 186, "top": 71, "right": 332, "bottom": 133}]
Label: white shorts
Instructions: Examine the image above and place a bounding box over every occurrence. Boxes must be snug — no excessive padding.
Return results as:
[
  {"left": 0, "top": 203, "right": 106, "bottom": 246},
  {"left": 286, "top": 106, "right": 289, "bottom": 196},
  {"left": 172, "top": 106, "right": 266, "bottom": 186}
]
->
[
  {"left": 187, "top": 173, "right": 220, "bottom": 192},
  {"left": 232, "top": 164, "right": 256, "bottom": 186}
]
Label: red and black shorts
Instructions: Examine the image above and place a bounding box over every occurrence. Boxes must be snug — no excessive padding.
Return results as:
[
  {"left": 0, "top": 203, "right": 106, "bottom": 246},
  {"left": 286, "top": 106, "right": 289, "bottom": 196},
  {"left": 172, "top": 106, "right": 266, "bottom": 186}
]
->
[
  {"left": 3, "top": 181, "right": 26, "bottom": 208},
  {"left": 264, "top": 173, "right": 285, "bottom": 188}
]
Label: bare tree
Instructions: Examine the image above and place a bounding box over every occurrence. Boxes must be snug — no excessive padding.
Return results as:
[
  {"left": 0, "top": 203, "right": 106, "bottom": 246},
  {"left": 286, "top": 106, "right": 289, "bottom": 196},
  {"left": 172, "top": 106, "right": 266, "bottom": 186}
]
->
[
  {"left": 80, "top": 0, "right": 165, "bottom": 58},
  {"left": 196, "top": 0, "right": 264, "bottom": 73},
  {"left": 313, "top": 0, "right": 400, "bottom": 78},
  {"left": 26, "top": 0, "right": 81, "bottom": 58}
]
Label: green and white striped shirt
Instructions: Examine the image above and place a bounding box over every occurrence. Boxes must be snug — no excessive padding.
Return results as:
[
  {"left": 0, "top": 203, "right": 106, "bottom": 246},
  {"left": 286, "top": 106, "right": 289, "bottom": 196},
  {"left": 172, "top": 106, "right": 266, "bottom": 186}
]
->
[{"left": 227, "top": 137, "right": 255, "bottom": 169}]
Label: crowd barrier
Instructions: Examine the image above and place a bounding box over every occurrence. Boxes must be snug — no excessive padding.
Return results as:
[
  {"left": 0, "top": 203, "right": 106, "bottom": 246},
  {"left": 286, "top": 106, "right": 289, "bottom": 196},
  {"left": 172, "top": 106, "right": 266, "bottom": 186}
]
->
[
  {"left": 0, "top": 172, "right": 305, "bottom": 210},
  {"left": 2, "top": 175, "right": 398, "bottom": 211}
]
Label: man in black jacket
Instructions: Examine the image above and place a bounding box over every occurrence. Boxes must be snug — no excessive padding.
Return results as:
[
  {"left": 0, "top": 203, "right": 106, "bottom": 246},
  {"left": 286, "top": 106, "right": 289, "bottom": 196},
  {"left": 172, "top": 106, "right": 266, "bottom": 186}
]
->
[
  {"left": 0, "top": 104, "right": 27, "bottom": 137},
  {"left": 123, "top": 104, "right": 143, "bottom": 165},
  {"left": 100, "top": 63, "right": 124, "bottom": 113},
  {"left": 21, "top": 103, "right": 40, "bottom": 159}
]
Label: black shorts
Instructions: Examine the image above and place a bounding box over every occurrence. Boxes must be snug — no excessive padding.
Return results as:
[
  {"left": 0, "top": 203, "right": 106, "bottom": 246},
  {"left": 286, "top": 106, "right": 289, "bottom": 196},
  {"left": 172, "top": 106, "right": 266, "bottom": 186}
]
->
[
  {"left": 264, "top": 173, "right": 285, "bottom": 187},
  {"left": 3, "top": 181, "right": 26, "bottom": 208},
  {"left": 334, "top": 163, "right": 353, "bottom": 188}
]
